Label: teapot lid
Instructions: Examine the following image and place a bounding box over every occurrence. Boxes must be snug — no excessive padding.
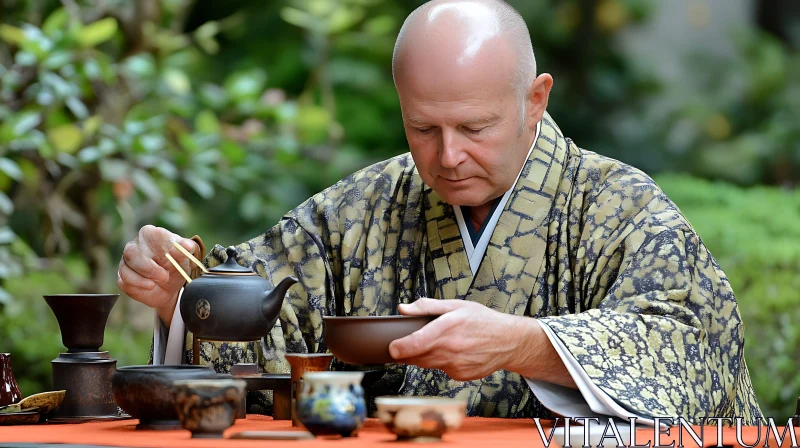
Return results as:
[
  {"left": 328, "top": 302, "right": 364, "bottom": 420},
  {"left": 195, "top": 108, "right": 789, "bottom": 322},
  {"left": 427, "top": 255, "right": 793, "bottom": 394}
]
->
[{"left": 208, "top": 246, "right": 257, "bottom": 275}]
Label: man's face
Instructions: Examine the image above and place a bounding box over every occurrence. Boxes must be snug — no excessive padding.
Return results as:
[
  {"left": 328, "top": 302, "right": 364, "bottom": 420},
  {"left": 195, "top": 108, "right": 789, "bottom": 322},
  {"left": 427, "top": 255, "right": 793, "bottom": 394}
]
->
[{"left": 395, "top": 41, "right": 536, "bottom": 207}]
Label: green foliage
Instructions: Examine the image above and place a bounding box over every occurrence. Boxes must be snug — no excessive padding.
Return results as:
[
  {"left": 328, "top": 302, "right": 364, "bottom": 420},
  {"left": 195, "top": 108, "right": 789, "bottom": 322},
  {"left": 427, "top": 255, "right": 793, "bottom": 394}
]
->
[
  {"left": 656, "top": 174, "right": 800, "bottom": 419},
  {"left": 0, "top": 3, "right": 363, "bottom": 293},
  {"left": 654, "top": 29, "right": 800, "bottom": 187}
]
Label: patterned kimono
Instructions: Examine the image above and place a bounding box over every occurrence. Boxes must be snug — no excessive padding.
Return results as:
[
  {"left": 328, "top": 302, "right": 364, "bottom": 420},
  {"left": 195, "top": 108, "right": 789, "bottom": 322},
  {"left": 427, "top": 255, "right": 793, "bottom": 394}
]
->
[{"left": 180, "top": 112, "right": 762, "bottom": 423}]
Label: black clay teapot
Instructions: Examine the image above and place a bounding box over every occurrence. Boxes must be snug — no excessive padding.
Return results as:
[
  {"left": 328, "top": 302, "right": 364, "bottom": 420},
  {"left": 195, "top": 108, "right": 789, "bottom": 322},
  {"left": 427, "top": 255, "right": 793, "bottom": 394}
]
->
[{"left": 180, "top": 246, "right": 297, "bottom": 341}]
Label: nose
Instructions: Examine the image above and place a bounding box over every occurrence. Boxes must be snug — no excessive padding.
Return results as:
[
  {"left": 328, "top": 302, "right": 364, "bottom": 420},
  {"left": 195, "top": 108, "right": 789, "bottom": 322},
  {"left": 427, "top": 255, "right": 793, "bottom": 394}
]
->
[{"left": 439, "top": 128, "right": 466, "bottom": 169}]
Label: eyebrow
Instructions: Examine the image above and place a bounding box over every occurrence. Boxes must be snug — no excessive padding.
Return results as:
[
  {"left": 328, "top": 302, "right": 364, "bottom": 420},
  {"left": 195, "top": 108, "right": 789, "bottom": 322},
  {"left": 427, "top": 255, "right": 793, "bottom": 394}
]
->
[
  {"left": 406, "top": 115, "right": 500, "bottom": 126},
  {"left": 406, "top": 117, "right": 431, "bottom": 126},
  {"left": 462, "top": 115, "right": 499, "bottom": 125}
]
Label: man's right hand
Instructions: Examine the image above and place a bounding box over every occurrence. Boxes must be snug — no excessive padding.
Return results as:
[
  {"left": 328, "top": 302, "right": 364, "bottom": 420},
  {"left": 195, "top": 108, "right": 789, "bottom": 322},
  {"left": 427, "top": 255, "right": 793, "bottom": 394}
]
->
[{"left": 117, "top": 225, "right": 199, "bottom": 327}]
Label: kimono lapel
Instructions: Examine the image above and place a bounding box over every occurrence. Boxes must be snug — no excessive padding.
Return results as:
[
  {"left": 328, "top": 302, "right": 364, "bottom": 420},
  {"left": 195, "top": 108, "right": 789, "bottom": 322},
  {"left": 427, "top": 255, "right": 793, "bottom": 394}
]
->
[
  {"left": 467, "top": 113, "right": 569, "bottom": 314},
  {"left": 422, "top": 112, "right": 569, "bottom": 307},
  {"left": 409, "top": 113, "right": 570, "bottom": 418},
  {"left": 423, "top": 188, "right": 473, "bottom": 301}
]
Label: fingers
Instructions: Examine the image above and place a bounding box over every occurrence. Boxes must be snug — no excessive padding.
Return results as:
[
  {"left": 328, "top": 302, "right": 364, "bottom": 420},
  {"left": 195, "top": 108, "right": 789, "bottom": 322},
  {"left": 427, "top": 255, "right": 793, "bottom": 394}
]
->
[
  {"left": 391, "top": 299, "right": 470, "bottom": 359},
  {"left": 148, "top": 228, "right": 200, "bottom": 273},
  {"left": 117, "top": 266, "right": 165, "bottom": 308},
  {"left": 398, "top": 298, "right": 468, "bottom": 316},
  {"left": 139, "top": 225, "right": 179, "bottom": 257},
  {"left": 121, "top": 225, "right": 194, "bottom": 286},
  {"left": 176, "top": 237, "right": 199, "bottom": 256},
  {"left": 123, "top": 240, "right": 170, "bottom": 284},
  {"left": 389, "top": 317, "right": 443, "bottom": 360},
  {"left": 118, "top": 263, "right": 156, "bottom": 290}
]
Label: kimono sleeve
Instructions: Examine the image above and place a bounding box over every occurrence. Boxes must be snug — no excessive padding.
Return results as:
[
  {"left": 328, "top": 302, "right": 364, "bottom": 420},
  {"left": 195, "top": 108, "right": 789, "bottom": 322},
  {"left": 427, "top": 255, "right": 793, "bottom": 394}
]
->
[{"left": 538, "top": 227, "right": 763, "bottom": 424}]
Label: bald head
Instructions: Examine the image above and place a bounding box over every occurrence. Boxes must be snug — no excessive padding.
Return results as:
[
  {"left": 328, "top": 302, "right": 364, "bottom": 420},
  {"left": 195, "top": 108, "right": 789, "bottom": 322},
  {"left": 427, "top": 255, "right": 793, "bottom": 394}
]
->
[{"left": 392, "top": 0, "right": 536, "bottom": 128}]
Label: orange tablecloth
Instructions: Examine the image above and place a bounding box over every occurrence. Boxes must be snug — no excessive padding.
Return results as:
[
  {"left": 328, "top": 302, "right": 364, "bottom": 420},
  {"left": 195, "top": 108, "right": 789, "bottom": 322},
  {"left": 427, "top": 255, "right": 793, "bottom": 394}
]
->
[{"left": 0, "top": 416, "right": 797, "bottom": 447}]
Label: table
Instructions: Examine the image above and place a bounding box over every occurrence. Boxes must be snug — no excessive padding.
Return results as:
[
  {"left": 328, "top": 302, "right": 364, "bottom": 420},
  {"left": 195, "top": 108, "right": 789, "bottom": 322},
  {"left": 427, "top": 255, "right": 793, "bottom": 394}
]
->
[{"left": 0, "top": 415, "right": 797, "bottom": 447}]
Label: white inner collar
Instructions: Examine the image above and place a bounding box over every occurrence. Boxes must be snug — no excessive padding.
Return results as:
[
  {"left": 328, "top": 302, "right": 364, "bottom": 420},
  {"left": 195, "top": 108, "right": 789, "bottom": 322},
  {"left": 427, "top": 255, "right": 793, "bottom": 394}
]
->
[{"left": 453, "top": 120, "right": 542, "bottom": 275}]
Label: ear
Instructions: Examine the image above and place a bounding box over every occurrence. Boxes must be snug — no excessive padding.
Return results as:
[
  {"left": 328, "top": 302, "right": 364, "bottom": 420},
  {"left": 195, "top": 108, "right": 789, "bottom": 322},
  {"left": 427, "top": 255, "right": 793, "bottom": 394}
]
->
[{"left": 525, "top": 73, "right": 553, "bottom": 126}]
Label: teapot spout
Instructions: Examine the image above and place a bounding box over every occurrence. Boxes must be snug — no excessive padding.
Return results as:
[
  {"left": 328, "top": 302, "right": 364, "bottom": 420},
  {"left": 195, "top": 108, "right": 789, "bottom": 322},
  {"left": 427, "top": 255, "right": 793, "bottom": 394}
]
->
[{"left": 262, "top": 276, "right": 298, "bottom": 321}]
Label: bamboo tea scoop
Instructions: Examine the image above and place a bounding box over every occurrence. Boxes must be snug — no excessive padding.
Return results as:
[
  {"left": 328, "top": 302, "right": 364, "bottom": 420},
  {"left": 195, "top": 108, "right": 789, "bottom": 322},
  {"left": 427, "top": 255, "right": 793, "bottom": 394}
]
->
[
  {"left": 164, "top": 253, "right": 193, "bottom": 284},
  {"left": 164, "top": 241, "right": 210, "bottom": 283},
  {"left": 171, "top": 241, "right": 209, "bottom": 274}
]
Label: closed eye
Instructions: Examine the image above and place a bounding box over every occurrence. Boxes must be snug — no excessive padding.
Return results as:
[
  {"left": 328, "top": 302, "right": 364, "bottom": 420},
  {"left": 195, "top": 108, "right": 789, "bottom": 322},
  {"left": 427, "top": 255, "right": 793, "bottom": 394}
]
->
[
  {"left": 416, "top": 127, "right": 434, "bottom": 134},
  {"left": 465, "top": 127, "right": 485, "bottom": 135}
]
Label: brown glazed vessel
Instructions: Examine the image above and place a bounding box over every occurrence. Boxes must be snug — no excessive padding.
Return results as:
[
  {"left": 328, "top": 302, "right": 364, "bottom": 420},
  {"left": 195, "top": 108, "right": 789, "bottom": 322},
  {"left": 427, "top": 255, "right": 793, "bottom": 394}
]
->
[
  {"left": 0, "top": 353, "right": 22, "bottom": 407},
  {"left": 112, "top": 365, "right": 218, "bottom": 429},
  {"left": 323, "top": 316, "right": 436, "bottom": 365},
  {"left": 44, "top": 294, "right": 119, "bottom": 352}
]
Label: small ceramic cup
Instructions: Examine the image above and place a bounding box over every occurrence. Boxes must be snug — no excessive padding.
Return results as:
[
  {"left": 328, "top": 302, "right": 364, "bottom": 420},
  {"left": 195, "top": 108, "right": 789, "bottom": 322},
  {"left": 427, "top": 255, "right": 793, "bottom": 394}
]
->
[
  {"left": 171, "top": 379, "right": 246, "bottom": 438},
  {"left": 375, "top": 396, "right": 467, "bottom": 442},
  {"left": 297, "top": 371, "right": 366, "bottom": 437}
]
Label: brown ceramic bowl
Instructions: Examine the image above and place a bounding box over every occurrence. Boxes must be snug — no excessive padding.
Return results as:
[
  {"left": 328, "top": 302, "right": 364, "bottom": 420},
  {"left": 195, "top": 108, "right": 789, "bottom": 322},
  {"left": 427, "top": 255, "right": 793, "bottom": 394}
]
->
[
  {"left": 375, "top": 396, "right": 466, "bottom": 441},
  {"left": 172, "top": 379, "right": 246, "bottom": 438},
  {"left": 322, "top": 316, "right": 436, "bottom": 365},
  {"left": 112, "top": 365, "right": 218, "bottom": 429}
]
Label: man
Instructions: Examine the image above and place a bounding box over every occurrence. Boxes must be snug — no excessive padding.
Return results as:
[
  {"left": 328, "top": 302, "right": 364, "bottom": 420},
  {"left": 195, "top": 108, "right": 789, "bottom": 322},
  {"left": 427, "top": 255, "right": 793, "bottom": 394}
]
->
[{"left": 118, "top": 0, "right": 763, "bottom": 423}]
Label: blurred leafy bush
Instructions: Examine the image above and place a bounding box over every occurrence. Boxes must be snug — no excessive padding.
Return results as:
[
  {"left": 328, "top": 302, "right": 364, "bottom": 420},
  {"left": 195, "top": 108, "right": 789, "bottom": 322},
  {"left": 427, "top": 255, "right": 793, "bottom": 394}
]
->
[
  {"left": 0, "top": 2, "right": 362, "bottom": 295},
  {"left": 653, "top": 28, "right": 800, "bottom": 187},
  {"left": 656, "top": 174, "right": 800, "bottom": 419}
]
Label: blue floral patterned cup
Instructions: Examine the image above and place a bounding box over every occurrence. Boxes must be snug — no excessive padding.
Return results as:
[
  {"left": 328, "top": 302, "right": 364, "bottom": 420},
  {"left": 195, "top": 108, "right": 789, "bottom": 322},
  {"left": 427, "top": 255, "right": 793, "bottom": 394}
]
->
[{"left": 297, "top": 371, "right": 366, "bottom": 437}]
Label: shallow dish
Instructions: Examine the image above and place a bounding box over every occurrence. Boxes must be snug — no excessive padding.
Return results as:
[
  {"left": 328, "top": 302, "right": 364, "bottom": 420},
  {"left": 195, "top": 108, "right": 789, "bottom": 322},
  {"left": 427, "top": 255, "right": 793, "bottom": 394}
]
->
[
  {"left": 323, "top": 316, "right": 435, "bottom": 365},
  {"left": 0, "top": 411, "right": 40, "bottom": 426},
  {"left": 46, "top": 413, "right": 132, "bottom": 424},
  {"left": 375, "top": 396, "right": 466, "bottom": 441},
  {"left": 0, "top": 403, "right": 22, "bottom": 414},
  {"left": 19, "top": 390, "right": 66, "bottom": 417}
]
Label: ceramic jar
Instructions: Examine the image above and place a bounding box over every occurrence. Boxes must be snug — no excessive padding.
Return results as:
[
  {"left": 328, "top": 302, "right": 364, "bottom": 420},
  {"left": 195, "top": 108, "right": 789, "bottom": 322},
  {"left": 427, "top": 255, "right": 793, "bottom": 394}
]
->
[
  {"left": 297, "top": 372, "right": 366, "bottom": 437},
  {"left": 0, "top": 353, "right": 22, "bottom": 407}
]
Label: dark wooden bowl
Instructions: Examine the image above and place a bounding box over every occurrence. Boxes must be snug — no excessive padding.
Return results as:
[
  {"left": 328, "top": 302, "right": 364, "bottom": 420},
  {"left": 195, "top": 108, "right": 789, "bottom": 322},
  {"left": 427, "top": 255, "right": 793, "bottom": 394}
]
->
[
  {"left": 112, "top": 365, "right": 217, "bottom": 429},
  {"left": 323, "top": 316, "right": 436, "bottom": 365}
]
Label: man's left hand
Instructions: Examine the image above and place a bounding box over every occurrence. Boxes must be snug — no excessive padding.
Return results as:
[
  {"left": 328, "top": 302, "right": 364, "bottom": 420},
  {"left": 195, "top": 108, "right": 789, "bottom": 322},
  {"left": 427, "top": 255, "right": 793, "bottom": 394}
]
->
[{"left": 388, "top": 298, "right": 535, "bottom": 382}]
